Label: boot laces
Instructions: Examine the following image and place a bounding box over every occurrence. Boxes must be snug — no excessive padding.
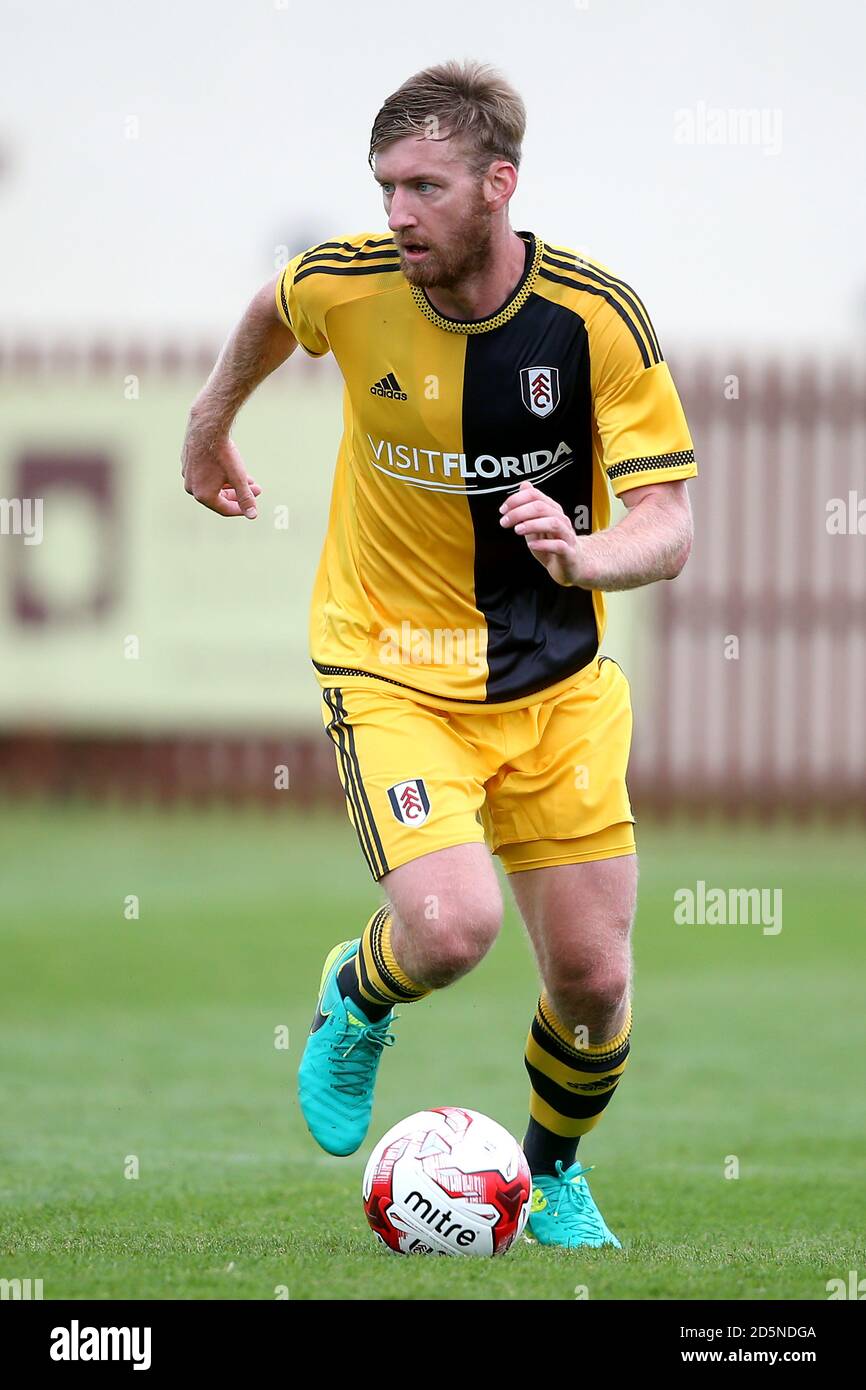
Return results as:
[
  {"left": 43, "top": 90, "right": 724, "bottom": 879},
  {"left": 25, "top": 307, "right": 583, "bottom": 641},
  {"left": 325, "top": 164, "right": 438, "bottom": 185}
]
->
[
  {"left": 551, "top": 1160, "right": 603, "bottom": 1233},
  {"left": 330, "top": 1014, "right": 398, "bottom": 1097}
]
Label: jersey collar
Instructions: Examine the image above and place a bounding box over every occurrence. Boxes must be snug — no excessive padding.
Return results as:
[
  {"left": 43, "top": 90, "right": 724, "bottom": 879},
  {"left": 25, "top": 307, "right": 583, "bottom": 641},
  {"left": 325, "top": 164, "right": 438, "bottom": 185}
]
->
[{"left": 409, "top": 230, "right": 544, "bottom": 335}]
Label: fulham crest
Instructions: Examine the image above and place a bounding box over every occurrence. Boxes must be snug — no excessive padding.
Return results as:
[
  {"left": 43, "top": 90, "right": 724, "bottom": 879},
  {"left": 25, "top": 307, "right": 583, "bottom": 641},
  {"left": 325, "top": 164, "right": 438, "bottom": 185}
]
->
[
  {"left": 388, "top": 778, "right": 431, "bottom": 826},
  {"left": 520, "top": 366, "right": 560, "bottom": 418}
]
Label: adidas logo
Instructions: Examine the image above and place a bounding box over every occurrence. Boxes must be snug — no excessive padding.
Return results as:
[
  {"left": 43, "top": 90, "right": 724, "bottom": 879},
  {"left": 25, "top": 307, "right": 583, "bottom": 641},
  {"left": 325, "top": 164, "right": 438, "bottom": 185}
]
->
[{"left": 370, "top": 372, "right": 408, "bottom": 401}]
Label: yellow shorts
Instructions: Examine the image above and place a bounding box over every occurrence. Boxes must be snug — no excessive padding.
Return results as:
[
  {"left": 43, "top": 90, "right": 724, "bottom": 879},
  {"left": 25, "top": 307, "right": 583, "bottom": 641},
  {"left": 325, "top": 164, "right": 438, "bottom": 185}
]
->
[{"left": 319, "top": 655, "right": 636, "bottom": 881}]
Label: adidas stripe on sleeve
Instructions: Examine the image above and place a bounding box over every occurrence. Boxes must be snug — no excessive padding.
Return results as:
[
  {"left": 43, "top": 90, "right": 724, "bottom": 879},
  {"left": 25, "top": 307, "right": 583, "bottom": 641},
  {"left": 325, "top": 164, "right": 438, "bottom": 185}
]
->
[
  {"left": 584, "top": 271, "right": 695, "bottom": 495},
  {"left": 275, "top": 250, "right": 331, "bottom": 357}
]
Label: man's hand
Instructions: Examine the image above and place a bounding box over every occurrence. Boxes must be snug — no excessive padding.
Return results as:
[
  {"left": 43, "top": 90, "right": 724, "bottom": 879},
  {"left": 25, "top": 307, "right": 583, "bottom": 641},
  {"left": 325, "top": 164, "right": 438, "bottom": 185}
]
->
[
  {"left": 181, "top": 423, "right": 261, "bottom": 519},
  {"left": 180, "top": 272, "right": 298, "bottom": 519},
  {"left": 500, "top": 477, "right": 693, "bottom": 591},
  {"left": 499, "top": 481, "right": 588, "bottom": 586}
]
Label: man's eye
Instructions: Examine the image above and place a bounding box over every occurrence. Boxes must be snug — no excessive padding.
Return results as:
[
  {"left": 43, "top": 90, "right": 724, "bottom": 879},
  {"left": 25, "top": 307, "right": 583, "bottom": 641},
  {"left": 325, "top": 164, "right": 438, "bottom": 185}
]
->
[{"left": 417, "top": 182, "right": 433, "bottom": 192}]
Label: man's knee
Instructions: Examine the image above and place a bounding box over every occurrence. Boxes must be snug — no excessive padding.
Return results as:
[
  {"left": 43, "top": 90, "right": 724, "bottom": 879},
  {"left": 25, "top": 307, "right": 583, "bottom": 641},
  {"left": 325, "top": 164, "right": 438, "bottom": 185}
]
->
[
  {"left": 391, "top": 893, "right": 502, "bottom": 987},
  {"left": 383, "top": 843, "right": 503, "bottom": 987},
  {"left": 556, "top": 961, "right": 631, "bottom": 1018},
  {"left": 546, "top": 923, "right": 633, "bottom": 1020}
]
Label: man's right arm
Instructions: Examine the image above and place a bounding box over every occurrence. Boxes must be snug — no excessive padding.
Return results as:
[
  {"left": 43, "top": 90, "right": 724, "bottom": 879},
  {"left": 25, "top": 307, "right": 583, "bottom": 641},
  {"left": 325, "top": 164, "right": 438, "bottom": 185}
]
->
[{"left": 181, "top": 273, "right": 299, "bottom": 518}]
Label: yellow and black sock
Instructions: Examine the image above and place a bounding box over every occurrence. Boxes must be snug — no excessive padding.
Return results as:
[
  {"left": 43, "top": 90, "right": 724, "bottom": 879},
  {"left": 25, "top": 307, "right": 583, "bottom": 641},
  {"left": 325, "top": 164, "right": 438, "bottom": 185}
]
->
[
  {"left": 337, "top": 905, "right": 432, "bottom": 1021},
  {"left": 523, "top": 991, "right": 632, "bottom": 1175}
]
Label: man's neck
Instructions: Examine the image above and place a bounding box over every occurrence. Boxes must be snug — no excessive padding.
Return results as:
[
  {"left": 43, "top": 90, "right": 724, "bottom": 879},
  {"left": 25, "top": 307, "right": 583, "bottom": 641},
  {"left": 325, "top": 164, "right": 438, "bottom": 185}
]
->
[{"left": 423, "top": 228, "right": 528, "bottom": 321}]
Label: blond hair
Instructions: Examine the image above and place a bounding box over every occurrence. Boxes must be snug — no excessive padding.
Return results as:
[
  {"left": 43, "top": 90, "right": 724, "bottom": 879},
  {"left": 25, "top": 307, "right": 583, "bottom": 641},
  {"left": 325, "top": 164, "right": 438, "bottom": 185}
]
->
[{"left": 368, "top": 60, "right": 526, "bottom": 178}]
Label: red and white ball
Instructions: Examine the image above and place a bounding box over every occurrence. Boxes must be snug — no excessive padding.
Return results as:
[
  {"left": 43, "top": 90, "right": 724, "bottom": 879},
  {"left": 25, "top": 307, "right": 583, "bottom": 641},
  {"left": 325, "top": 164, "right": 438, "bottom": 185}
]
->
[{"left": 362, "top": 1106, "right": 532, "bottom": 1256}]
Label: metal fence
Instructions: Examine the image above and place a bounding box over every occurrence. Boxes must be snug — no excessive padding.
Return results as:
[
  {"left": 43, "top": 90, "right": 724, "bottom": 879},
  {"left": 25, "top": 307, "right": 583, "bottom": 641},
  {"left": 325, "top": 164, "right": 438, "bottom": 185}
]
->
[{"left": 635, "top": 356, "right": 866, "bottom": 817}]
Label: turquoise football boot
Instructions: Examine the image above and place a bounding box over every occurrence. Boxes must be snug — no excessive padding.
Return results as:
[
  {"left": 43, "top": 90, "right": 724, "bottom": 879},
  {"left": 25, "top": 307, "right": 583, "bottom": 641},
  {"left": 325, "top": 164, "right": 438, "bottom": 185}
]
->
[
  {"left": 297, "top": 938, "right": 398, "bottom": 1156},
  {"left": 526, "top": 1160, "right": 622, "bottom": 1249}
]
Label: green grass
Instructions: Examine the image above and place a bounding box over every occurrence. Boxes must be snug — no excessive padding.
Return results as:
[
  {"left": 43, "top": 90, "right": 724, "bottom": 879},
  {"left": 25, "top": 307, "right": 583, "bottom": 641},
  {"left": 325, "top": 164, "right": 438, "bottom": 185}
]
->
[{"left": 0, "top": 804, "right": 863, "bottom": 1300}]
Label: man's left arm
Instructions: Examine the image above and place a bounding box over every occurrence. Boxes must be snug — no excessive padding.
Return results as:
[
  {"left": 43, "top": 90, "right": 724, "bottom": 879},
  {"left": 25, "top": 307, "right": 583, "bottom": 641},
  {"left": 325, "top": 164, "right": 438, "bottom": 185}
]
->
[
  {"left": 501, "top": 278, "right": 698, "bottom": 590},
  {"left": 498, "top": 477, "right": 693, "bottom": 590}
]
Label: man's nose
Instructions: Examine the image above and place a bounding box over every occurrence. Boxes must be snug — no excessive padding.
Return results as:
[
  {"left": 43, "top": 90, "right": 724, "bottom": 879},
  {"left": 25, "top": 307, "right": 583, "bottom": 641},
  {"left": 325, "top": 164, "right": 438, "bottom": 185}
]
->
[{"left": 387, "top": 190, "right": 417, "bottom": 232}]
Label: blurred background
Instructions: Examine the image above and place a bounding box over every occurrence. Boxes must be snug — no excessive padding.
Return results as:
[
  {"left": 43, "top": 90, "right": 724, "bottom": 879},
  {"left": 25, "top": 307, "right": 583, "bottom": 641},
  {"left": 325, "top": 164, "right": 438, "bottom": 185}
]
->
[
  {"left": 1, "top": 0, "right": 864, "bottom": 1299},
  {"left": 1, "top": 0, "right": 863, "bottom": 811}
]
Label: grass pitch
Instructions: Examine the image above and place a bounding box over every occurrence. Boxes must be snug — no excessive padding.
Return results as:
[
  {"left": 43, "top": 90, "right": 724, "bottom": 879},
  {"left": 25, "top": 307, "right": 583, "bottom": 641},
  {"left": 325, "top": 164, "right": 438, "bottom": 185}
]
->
[{"left": 1, "top": 804, "right": 862, "bottom": 1300}]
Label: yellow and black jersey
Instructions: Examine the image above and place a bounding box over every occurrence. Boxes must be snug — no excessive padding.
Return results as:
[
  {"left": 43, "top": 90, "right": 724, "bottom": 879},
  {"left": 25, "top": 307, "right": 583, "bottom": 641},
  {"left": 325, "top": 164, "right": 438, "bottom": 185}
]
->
[{"left": 275, "top": 229, "right": 697, "bottom": 709}]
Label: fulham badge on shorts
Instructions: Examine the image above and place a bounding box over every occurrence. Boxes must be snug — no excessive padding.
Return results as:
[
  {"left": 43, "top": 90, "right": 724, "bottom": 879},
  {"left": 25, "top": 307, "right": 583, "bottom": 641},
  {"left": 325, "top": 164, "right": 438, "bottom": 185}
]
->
[
  {"left": 520, "top": 365, "right": 560, "bottom": 418},
  {"left": 387, "top": 778, "right": 431, "bottom": 826}
]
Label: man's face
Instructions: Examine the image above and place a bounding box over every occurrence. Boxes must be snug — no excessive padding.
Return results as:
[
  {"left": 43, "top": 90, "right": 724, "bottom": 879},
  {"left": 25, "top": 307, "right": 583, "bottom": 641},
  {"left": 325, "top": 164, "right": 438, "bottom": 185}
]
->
[{"left": 373, "top": 133, "right": 494, "bottom": 290}]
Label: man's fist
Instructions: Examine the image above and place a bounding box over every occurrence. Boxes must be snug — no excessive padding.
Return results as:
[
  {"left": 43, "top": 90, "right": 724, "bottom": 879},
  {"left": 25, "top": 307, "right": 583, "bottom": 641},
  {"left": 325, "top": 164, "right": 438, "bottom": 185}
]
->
[
  {"left": 181, "top": 424, "right": 261, "bottom": 519},
  {"left": 498, "top": 480, "right": 588, "bottom": 587}
]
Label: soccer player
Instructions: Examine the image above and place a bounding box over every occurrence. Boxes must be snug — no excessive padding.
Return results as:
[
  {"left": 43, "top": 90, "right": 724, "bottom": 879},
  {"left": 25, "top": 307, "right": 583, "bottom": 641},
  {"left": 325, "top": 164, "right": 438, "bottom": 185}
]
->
[{"left": 182, "top": 60, "right": 697, "bottom": 1250}]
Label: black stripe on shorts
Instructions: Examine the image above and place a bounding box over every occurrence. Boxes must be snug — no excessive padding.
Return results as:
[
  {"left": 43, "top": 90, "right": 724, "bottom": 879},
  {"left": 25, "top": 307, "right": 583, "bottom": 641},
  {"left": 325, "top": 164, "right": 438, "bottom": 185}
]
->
[{"left": 322, "top": 687, "right": 389, "bottom": 880}]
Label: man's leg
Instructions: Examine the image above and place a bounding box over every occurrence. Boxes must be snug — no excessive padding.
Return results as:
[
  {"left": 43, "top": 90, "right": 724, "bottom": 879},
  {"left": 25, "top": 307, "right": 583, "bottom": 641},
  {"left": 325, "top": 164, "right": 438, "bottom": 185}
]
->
[
  {"left": 476, "top": 658, "right": 637, "bottom": 1242},
  {"left": 339, "top": 841, "right": 503, "bottom": 1020},
  {"left": 299, "top": 838, "right": 502, "bottom": 1156},
  {"left": 302, "top": 681, "right": 501, "bottom": 1142},
  {"left": 509, "top": 851, "right": 637, "bottom": 1176}
]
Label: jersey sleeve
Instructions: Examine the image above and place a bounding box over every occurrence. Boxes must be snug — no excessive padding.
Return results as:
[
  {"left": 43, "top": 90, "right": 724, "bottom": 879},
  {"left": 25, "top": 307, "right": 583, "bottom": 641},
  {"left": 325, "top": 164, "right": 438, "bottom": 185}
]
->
[
  {"left": 590, "top": 287, "right": 697, "bottom": 496},
  {"left": 274, "top": 248, "right": 331, "bottom": 358}
]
